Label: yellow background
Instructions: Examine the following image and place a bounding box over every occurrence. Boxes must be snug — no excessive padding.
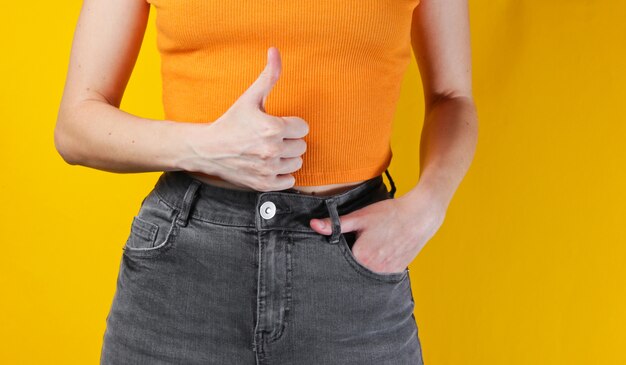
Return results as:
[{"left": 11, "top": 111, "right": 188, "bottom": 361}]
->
[{"left": 2, "top": 1, "right": 625, "bottom": 364}]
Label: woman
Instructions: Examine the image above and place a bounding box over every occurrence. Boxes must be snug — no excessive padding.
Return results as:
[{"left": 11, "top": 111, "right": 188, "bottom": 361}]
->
[{"left": 55, "top": 0, "right": 478, "bottom": 363}]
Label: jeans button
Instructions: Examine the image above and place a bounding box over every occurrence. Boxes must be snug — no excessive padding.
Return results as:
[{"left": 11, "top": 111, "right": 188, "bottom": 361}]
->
[{"left": 260, "top": 201, "right": 276, "bottom": 219}]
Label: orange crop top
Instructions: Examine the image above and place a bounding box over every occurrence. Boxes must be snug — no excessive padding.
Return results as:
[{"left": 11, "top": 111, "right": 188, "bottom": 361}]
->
[{"left": 146, "top": 0, "right": 421, "bottom": 186}]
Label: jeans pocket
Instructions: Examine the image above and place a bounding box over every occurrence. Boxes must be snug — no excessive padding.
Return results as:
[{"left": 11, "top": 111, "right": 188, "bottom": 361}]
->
[
  {"left": 337, "top": 231, "right": 408, "bottom": 283},
  {"left": 126, "top": 215, "right": 159, "bottom": 248},
  {"left": 123, "top": 190, "right": 181, "bottom": 258}
]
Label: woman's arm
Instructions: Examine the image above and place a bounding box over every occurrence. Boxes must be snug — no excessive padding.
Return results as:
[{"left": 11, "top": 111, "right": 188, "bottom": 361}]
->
[
  {"left": 55, "top": 0, "right": 194, "bottom": 172},
  {"left": 54, "top": 0, "right": 306, "bottom": 191},
  {"left": 401, "top": 0, "right": 479, "bottom": 212},
  {"left": 309, "top": 0, "right": 479, "bottom": 274}
]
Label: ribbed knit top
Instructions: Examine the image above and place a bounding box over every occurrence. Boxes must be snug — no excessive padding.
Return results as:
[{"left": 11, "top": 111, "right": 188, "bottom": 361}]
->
[{"left": 146, "top": 0, "right": 421, "bottom": 186}]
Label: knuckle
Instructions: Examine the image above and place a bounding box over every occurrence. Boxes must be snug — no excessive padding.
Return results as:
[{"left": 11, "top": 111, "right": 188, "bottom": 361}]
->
[
  {"left": 255, "top": 160, "right": 275, "bottom": 176},
  {"left": 261, "top": 163, "right": 275, "bottom": 176},
  {"left": 258, "top": 143, "right": 281, "bottom": 160},
  {"left": 252, "top": 161, "right": 266, "bottom": 175},
  {"left": 259, "top": 118, "right": 284, "bottom": 137}
]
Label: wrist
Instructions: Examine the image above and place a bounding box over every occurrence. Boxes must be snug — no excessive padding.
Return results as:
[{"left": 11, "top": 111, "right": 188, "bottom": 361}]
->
[
  {"left": 167, "top": 121, "right": 208, "bottom": 173},
  {"left": 402, "top": 174, "right": 452, "bottom": 214}
]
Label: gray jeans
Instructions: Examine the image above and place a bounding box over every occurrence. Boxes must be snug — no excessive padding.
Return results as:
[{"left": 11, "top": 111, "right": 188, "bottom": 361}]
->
[{"left": 100, "top": 169, "right": 424, "bottom": 364}]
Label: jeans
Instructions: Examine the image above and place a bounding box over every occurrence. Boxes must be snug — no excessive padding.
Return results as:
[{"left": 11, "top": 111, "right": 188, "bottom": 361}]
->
[{"left": 100, "top": 169, "right": 424, "bottom": 364}]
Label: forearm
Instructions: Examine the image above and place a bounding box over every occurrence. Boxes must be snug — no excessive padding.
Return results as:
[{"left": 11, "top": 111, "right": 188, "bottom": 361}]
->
[
  {"left": 55, "top": 99, "right": 197, "bottom": 173},
  {"left": 403, "top": 95, "right": 479, "bottom": 209}
]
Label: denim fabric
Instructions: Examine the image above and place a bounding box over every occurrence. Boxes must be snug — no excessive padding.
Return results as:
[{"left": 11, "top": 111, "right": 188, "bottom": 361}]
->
[{"left": 100, "top": 169, "right": 424, "bottom": 365}]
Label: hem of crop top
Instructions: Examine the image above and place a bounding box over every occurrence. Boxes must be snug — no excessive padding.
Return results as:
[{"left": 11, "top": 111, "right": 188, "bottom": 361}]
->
[
  {"left": 292, "top": 159, "right": 392, "bottom": 187},
  {"left": 184, "top": 159, "right": 392, "bottom": 187}
]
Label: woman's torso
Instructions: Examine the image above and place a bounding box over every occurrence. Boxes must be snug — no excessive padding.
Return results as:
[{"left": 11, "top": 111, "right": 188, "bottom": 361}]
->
[{"left": 149, "top": 0, "right": 421, "bottom": 188}]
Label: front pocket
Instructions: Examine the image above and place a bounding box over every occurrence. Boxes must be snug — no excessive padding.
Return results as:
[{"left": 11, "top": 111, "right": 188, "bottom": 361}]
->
[
  {"left": 126, "top": 215, "right": 159, "bottom": 249},
  {"left": 123, "top": 192, "right": 181, "bottom": 257},
  {"left": 337, "top": 231, "right": 408, "bottom": 283}
]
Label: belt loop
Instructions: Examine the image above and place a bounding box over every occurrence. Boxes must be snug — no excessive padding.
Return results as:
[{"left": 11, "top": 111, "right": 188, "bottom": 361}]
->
[
  {"left": 324, "top": 198, "right": 341, "bottom": 244},
  {"left": 384, "top": 168, "right": 397, "bottom": 199},
  {"left": 176, "top": 178, "right": 202, "bottom": 227}
]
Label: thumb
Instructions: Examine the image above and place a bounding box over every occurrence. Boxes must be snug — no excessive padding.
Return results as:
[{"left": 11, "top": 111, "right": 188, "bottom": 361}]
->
[
  {"left": 240, "top": 46, "right": 282, "bottom": 113},
  {"left": 310, "top": 211, "right": 360, "bottom": 236}
]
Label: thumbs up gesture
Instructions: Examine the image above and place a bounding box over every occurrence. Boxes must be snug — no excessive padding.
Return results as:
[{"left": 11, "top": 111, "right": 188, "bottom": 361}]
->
[{"left": 182, "top": 47, "right": 309, "bottom": 192}]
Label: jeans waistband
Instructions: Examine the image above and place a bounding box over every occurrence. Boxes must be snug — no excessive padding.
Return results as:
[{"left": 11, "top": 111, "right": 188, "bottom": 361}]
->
[{"left": 152, "top": 169, "right": 396, "bottom": 244}]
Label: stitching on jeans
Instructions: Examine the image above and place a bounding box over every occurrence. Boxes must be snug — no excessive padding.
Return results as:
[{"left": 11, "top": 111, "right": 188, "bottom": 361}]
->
[
  {"left": 130, "top": 216, "right": 158, "bottom": 242},
  {"left": 267, "top": 232, "right": 292, "bottom": 343},
  {"left": 154, "top": 182, "right": 383, "bottom": 230},
  {"left": 123, "top": 210, "right": 181, "bottom": 257},
  {"left": 337, "top": 234, "right": 407, "bottom": 283},
  {"left": 187, "top": 215, "right": 256, "bottom": 228},
  {"left": 155, "top": 190, "right": 256, "bottom": 228},
  {"left": 153, "top": 190, "right": 179, "bottom": 213}
]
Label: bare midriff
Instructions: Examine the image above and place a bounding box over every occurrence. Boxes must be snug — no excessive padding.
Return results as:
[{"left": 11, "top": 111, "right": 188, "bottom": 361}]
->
[{"left": 186, "top": 171, "right": 365, "bottom": 197}]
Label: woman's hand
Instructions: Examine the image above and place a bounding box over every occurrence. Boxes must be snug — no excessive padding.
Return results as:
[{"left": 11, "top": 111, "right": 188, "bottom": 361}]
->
[
  {"left": 310, "top": 190, "right": 447, "bottom": 274},
  {"left": 178, "top": 47, "right": 309, "bottom": 192}
]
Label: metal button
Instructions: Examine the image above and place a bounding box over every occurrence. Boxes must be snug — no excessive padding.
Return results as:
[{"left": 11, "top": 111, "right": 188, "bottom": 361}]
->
[{"left": 260, "top": 201, "right": 276, "bottom": 219}]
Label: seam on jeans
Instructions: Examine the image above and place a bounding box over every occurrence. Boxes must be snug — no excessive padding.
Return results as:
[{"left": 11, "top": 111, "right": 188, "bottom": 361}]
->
[
  {"left": 122, "top": 210, "right": 181, "bottom": 257},
  {"left": 130, "top": 215, "right": 159, "bottom": 243},
  {"left": 187, "top": 215, "right": 257, "bottom": 228},
  {"left": 253, "top": 229, "right": 264, "bottom": 356},
  {"left": 153, "top": 190, "right": 179, "bottom": 213},
  {"left": 258, "top": 226, "right": 337, "bottom": 233},
  {"left": 155, "top": 190, "right": 255, "bottom": 228},
  {"left": 154, "top": 183, "right": 383, "bottom": 230},
  {"left": 188, "top": 217, "right": 258, "bottom": 231},
  {"left": 267, "top": 233, "right": 292, "bottom": 343}
]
